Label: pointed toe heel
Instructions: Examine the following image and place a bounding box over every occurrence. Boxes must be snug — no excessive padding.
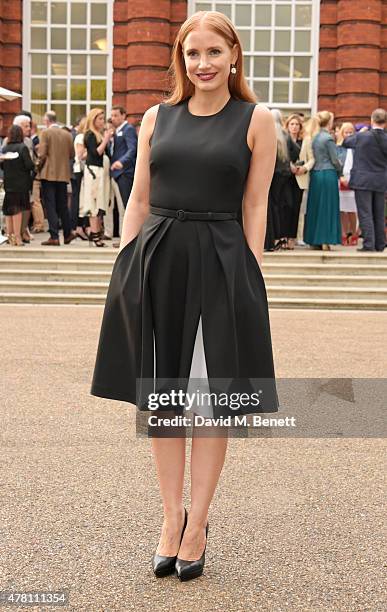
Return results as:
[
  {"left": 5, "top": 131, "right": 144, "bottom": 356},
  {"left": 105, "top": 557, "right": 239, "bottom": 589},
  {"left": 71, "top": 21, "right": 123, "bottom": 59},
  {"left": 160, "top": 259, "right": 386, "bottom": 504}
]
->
[
  {"left": 175, "top": 522, "right": 209, "bottom": 582},
  {"left": 152, "top": 507, "right": 188, "bottom": 577}
]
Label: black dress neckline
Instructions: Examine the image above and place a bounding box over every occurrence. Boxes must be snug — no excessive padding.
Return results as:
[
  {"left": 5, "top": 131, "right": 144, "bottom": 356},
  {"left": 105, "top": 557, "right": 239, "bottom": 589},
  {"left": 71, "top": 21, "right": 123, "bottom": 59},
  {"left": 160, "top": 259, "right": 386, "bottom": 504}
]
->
[{"left": 184, "top": 95, "right": 234, "bottom": 118}]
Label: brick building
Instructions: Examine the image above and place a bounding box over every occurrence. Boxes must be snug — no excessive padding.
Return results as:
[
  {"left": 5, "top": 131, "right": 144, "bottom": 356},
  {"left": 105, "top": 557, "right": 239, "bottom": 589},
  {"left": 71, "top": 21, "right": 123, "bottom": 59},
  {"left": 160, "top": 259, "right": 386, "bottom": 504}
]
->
[{"left": 0, "top": 0, "right": 386, "bottom": 128}]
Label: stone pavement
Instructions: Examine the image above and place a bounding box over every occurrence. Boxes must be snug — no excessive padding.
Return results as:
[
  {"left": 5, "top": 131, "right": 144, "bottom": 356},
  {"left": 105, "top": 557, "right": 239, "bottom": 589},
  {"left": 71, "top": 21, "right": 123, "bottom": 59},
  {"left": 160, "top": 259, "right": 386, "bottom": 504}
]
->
[{"left": 1, "top": 305, "right": 385, "bottom": 612}]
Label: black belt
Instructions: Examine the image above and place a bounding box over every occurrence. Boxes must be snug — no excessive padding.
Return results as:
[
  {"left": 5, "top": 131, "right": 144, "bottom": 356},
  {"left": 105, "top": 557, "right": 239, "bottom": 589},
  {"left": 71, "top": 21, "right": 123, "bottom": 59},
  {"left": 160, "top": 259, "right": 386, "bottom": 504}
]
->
[{"left": 150, "top": 205, "right": 238, "bottom": 221}]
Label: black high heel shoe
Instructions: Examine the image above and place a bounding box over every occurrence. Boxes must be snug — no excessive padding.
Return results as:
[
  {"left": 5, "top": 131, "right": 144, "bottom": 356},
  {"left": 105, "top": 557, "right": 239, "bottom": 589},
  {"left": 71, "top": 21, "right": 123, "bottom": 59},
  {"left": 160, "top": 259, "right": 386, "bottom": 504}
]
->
[
  {"left": 175, "top": 521, "right": 209, "bottom": 581},
  {"left": 152, "top": 508, "right": 187, "bottom": 577},
  {"left": 273, "top": 238, "right": 287, "bottom": 251},
  {"left": 88, "top": 231, "right": 106, "bottom": 247}
]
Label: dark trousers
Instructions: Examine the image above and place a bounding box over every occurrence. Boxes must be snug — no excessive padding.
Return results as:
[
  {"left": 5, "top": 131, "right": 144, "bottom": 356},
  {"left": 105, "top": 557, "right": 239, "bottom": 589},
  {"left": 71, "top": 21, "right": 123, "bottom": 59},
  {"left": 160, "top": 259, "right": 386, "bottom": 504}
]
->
[
  {"left": 41, "top": 180, "right": 72, "bottom": 240},
  {"left": 70, "top": 173, "right": 88, "bottom": 231},
  {"left": 116, "top": 172, "right": 133, "bottom": 210},
  {"left": 354, "top": 189, "right": 385, "bottom": 251}
]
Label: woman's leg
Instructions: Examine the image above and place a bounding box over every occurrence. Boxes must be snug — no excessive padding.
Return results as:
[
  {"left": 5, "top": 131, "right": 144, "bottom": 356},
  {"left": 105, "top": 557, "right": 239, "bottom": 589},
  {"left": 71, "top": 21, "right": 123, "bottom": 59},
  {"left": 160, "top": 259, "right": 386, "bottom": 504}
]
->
[
  {"left": 151, "top": 435, "right": 187, "bottom": 556},
  {"left": 5, "top": 214, "right": 13, "bottom": 236},
  {"left": 13, "top": 212, "right": 22, "bottom": 241},
  {"left": 178, "top": 431, "right": 228, "bottom": 560}
]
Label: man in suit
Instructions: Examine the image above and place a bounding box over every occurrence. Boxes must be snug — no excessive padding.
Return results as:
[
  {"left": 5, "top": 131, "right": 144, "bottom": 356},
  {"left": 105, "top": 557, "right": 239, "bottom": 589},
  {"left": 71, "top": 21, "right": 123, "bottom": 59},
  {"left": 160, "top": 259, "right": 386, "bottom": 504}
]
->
[
  {"left": 38, "top": 111, "right": 76, "bottom": 246},
  {"left": 109, "top": 106, "right": 138, "bottom": 241},
  {"left": 343, "top": 108, "right": 387, "bottom": 252}
]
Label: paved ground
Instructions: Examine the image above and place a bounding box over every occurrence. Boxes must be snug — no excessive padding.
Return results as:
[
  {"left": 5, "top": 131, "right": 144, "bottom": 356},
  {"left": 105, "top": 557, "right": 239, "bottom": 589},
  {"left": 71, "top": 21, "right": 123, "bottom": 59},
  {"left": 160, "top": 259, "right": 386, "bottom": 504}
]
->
[{"left": 1, "top": 305, "right": 386, "bottom": 612}]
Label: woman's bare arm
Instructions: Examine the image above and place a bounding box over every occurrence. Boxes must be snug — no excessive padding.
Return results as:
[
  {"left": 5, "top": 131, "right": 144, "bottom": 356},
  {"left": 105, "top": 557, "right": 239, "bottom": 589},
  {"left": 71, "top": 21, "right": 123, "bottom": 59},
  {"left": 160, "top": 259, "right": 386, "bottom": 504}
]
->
[
  {"left": 242, "top": 105, "right": 277, "bottom": 269},
  {"left": 118, "top": 104, "right": 159, "bottom": 251}
]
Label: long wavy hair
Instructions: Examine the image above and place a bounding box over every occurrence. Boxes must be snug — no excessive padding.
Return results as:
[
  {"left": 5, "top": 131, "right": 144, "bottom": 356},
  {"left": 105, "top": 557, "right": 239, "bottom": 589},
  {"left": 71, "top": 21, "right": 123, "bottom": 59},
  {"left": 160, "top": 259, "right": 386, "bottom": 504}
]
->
[
  {"left": 271, "top": 109, "right": 289, "bottom": 162},
  {"left": 84, "top": 108, "right": 105, "bottom": 144},
  {"left": 303, "top": 116, "right": 320, "bottom": 141},
  {"left": 163, "top": 11, "right": 257, "bottom": 105}
]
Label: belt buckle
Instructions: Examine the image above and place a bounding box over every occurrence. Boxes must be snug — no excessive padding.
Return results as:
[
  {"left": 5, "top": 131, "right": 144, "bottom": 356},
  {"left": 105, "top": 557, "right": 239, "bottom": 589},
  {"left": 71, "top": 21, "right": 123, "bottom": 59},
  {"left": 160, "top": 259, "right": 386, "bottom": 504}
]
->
[{"left": 176, "top": 209, "right": 186, "bottom": 221}]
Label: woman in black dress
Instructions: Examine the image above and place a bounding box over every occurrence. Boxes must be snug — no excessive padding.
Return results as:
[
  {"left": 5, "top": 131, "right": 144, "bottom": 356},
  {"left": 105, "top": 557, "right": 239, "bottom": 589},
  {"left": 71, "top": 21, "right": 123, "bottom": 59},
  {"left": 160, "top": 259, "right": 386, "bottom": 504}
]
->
[
  {"left": 265, "top": 109, "right": 294, "bottom": 251},
  {"left": 91, "top": 11, "right": 279, "bottom": 581},
  {"left": 1, "top": 125, "right": 34, "bottom": 247},
  {"left": 284, "top": 114, "right": 304, "bottom": 249}
]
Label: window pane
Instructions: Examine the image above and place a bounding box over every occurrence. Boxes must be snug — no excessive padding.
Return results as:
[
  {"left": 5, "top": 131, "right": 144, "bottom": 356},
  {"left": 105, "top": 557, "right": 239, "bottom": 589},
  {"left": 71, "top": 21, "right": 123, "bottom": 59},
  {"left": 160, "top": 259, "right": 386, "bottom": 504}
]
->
[
  {"left": 71, "top": 105, "right": 87, "bottom": 126},
  {"left": 71, "top": 3, "right": 87, "bottom": 24},
  {"left": 196, "top": 3, "right": 211, "bottom": 10},
  {"left": 51, "top": 2, "right": 67, "bottom": 24},
  {"left": 31, "top": 28, "right": 47, "bottom": 49},
  {"left": 274, "top": 30, "right": 291, "bottom": 52},
  {"left": 274, "top": 56, "right": 290, "bottom": 78},
  {"left": 71, "top": 80, "right": 87, "bottom": 100},
  {"left": 51, "top": 28, "right": 66, "bottom": 50},
  {"left": 71, "top": 55, "right": 87, "bottom": 75},
  {"left": 31, "top": 103, "right": 46, "bottom": 125},
  {"left": 31, "top": 54, "right": 47, "bottom": 75},
  {"left": 91, "top": 80, "right": 106, "bottom": 100},
  {"left": 254, "top": 30, "right": 270, "bottom": 52},
  {"left": 71, "top": 29, "right": 87, "bottom": 50},
  {"left": 235, "top": 4, "right": 251, "bottom": 27},
  {"left": 52, "top": 79, "right": 67, "bottom": 100},
  {"left": 91, "top": 3, "right": 107, "bottom": 25},
  {"left": 275, "top": 5, "right": 291, "bottom": 27},
  {"left": 237, "top": 30, "right": 250, "bottom": 52},
  {"left": 243, "top": 55, "right": 250, "bottom": 76},
  {"left": 31, "top": 78, "right": 47, "bottom": 100},
  {"left": 293, "top": 57, "right": 310, "bottom": 79},
  {"left": 215, "top": 4, "right": 231, "bottom": 19},
  {"left": 255, "top": 5, "right": 271, "bottom": 27},
  {"left": 91, "top": 55, "right": 107, "bottom": 76},
  {"left": 293, "top": 81, "right": 309, "bottom": 104},
  {"left": 273, "top": 81, "right": 289, "bottom": 103},
  {"left": 31, "top": 2, "right": 47, "bottom": 24},
  {"left": 51, "top": 54, "right": 67, "bottom": 76},
  {"left": 296, "top": 5, "right": 312, "bottom": 28},
  {"left": 253, "top": 81, "right": 269, "bottom": 103},
  {"left": 294, "top": 31, "right": 311, "bottom": 52},
  {"left": 91, "top": 29, "right": 108, "bottom": 51},
  {"left": 51, "top": 104, "right": 67, "bottom": 125},
  {"left": 254, "top": 56, "right": 270, "bottom": 78}
]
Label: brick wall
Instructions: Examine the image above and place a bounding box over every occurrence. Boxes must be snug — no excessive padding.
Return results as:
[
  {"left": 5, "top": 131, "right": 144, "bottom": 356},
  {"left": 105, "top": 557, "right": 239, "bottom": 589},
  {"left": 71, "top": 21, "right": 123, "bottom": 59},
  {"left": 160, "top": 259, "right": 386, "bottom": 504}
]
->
[
  {"left": 113, "top": 0, "right": 187, "bottom": 126},
  {"left": 319, "top": 0, "right": 385, "bottom": 123},
  {"left": 0, "top": 0, "right": 23, "bottom": 130}
]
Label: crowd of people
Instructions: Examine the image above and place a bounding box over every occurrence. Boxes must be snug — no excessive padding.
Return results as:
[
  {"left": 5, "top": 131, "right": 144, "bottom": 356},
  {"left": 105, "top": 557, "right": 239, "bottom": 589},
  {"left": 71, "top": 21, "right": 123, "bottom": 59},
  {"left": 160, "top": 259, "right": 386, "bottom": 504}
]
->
[
  {"left": 0, "top": 106, "right": 137, "bottom": 247},
  {"left": 265, "top": 107, "right": 387, "bottom": 252},
  {"left": 0, "top": 104, "right": 386, "bottom": 252}
]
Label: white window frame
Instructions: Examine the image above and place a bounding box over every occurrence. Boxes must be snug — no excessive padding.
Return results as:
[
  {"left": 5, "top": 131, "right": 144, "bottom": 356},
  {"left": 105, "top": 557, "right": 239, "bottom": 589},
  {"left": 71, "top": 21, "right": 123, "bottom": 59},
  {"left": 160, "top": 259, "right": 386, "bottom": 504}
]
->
[
  {"left": 22, "top": 0, "right": 113, "bottom": 127},
  {"left": 187, "top": 0, "right": 320, "bottom": 115}
]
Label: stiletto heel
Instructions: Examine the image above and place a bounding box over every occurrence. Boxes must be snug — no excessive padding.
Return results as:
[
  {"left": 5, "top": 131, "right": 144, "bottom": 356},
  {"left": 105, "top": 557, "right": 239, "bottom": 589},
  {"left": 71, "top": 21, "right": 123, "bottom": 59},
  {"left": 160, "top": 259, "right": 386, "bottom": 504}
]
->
[
  {"left": 152, "top": 508, "right": 188, "bottom": 577},
  {"left": 175, "top": 521, "right": 209, "bottom": 581}
]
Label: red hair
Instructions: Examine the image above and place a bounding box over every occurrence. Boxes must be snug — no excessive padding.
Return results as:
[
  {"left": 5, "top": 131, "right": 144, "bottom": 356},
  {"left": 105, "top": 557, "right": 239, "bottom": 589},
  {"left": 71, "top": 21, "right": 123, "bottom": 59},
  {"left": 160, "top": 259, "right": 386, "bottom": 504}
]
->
[{"left": 163, "top": 11, "right": 257, "bottom": 105}]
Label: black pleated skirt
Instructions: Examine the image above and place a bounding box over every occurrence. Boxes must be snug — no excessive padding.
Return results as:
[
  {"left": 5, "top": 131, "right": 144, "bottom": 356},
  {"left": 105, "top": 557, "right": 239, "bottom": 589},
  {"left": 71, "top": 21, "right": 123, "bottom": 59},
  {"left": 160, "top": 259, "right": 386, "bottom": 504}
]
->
[{"left": 90, "top": 213, "right": 279, "bottom": 416}]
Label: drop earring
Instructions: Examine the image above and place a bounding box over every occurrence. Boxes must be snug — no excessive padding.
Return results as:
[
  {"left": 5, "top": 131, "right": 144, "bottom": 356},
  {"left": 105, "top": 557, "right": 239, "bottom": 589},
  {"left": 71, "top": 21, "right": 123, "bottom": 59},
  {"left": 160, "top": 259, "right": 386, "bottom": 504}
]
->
[{"left": 230, "top": 64, "right": 237, "bottom": 74}]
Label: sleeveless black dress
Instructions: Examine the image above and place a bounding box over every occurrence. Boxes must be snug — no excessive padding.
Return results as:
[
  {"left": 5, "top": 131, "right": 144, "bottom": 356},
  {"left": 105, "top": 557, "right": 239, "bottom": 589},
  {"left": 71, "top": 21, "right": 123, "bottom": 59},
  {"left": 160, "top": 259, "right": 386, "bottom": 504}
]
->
[{"left": 90, "top": 95, "right": 279, "bottom": 416}]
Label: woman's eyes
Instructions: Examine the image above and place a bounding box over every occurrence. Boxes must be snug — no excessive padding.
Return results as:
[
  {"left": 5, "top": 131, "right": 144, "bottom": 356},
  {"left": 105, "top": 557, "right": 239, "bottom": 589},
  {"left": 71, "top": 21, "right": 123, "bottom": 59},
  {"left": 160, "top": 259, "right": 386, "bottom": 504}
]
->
[{"left": 187, "top": 50, "right": 221, "bottom": 57}]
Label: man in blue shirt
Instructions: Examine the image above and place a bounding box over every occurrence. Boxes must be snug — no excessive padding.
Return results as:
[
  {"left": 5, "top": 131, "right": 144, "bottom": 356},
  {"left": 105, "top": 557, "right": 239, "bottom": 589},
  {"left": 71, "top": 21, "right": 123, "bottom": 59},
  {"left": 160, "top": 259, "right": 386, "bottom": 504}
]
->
[
  {"left": 109, "top": 106, "right": 138, "bottom": 242},
  {"left": 343, "top": 108, "right": 387, "bottom": 252}
]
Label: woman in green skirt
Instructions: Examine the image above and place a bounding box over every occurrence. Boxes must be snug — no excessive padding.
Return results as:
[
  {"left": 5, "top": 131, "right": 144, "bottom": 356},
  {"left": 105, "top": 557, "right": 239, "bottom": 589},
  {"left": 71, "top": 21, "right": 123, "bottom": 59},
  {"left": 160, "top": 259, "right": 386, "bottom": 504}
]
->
[{"left": 304, "top": 111, "right": 343, "bottom": 250}]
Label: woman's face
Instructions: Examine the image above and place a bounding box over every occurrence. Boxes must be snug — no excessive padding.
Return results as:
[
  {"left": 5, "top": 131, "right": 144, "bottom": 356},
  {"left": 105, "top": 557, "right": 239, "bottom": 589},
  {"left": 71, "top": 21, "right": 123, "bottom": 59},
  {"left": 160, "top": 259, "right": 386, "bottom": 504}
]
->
[
  {"left": 342, "top": 126, "right": 354, "bottom": 139},
  {"left": 182, "top": 27, "right": 237, "bottom": 93},
  {"left": 288, "top": 119, "right": 301, "bottom": 136},
  {"left": 94, "top": 113, "right": 105, "bottom": 131}
]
